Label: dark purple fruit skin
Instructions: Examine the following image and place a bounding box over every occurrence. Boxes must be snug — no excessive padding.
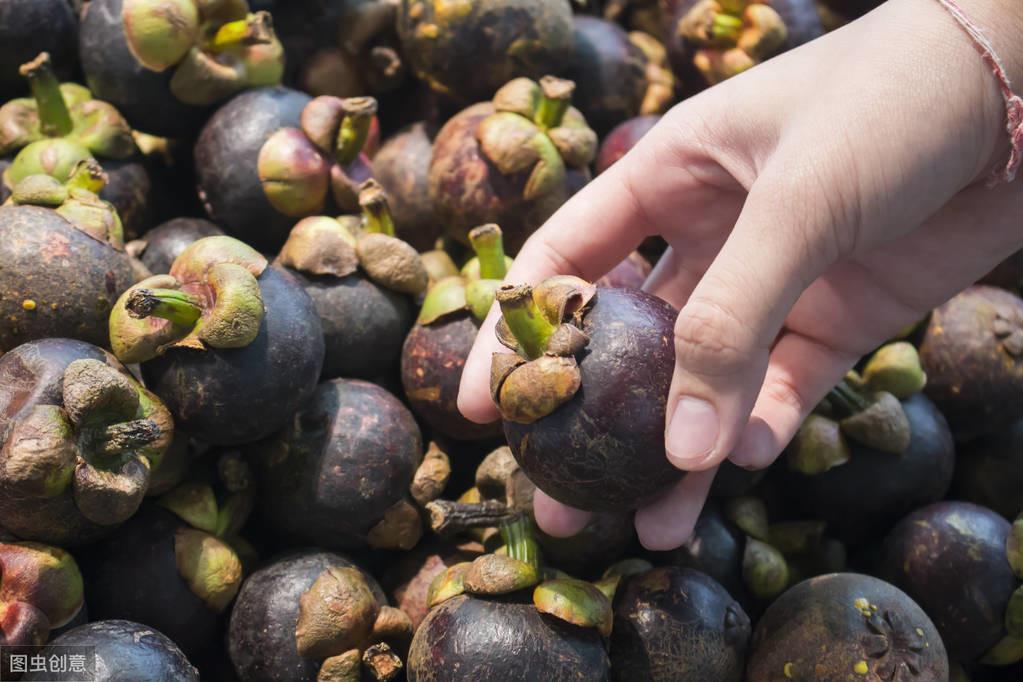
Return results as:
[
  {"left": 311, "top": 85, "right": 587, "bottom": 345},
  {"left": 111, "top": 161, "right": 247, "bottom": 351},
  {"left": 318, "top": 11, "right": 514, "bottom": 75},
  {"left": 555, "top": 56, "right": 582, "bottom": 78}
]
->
[
  {"left": 139, "top": 218, "right": 225, "bottom": 275},
  {"left": 255, "top": 378, "right": 421, "bottom": 549},
  {"left": 79, "top": 0, "right": 210, "bottom": 138},
  {"left": 566, "top": 16, "right": 648, "bottom": 136},
  {"left": 747, "top": 573, "right": 947, "bottom": 682},
  {"left": 0, "top": 205, "right": 134, "bottom": 352},
  {"left": 660, "top": 503, "right": 746, "bottom": 601},
  {"left": 879, "top": 501, "right": 1018, "bottom": 662},
  {"left": 80, "top": 508, "right": 222, "bottom": 660},
  {"left": 429, "top": 102, "right": 588, "bottom": 254},
  {"left": 373, "top": 122, "right": 440, "bottom": 252},
  {"left": 920, "top": 285, "right": 1023, "bottom": 443},
  {"left": 954, "top": 418, "right": 1023, "bottom": 520},
  {"left": 408, "top": 594, "right": 611, "bottom": 682},
  {"left": 402, "top": 314, "right": 504, "bottom": 441},
  {"left": 611, "top": 567, "right": 750, "bottom": 682},
  {"left": 537, "top": 512, "right": 635, "bottom": 579},
  {"left": 817, "top": 0, "right": 884, "bottom": 18},
  {"left": 784, "top": 394, "right": 956, "bottom": 546},
  {"left": 100, "top": 157, "right": 156, "bottom": 240},
  {"left": 0, "top": 0, "right": 78, "bottom": 101},
  {"left": 286, "top": 269, "right": 414, "bottom": 381},
  {"left": 980, "top": 249, "right": 1023, "bottom": 291},
  {"left": 504, "top": 287, "right": 679, "bottom": 511},
  {"left": 596, "top": 115, "right": 660, "bottom": 174},
  {"left": 0, "top": 339, "right": 130, "bottom": 545},
  {"left": 142, "top": 265, "right": 324, "bottom": 446},
  {"left": 195, "top": 87, "right": 311, "bottom": 252},
  {"left": 22, "top": 620, "right": 199, "bottom": 682},
  {"left": 596, "top": 251, "right": 652, "bottom": 289},
  {"left": 228, "top": 550, "right": 386, "bottom": 682}
]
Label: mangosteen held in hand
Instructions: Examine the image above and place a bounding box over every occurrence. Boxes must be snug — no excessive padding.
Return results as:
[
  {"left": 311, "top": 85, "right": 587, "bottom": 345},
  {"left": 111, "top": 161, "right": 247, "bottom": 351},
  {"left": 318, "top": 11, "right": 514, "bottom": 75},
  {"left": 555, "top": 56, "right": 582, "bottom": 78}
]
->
[
  {"left": 408, "top": 517, "right": 612, "bottom": 681},
  {"left": 879, "top": 501, "right": 1023, "bottom": 664},
  {"left": 21, "top": 620, "right": 199, "bottom": 682},
  {"left": 428, "top": 76, "right": 597, "bottom": 253},
  {"left": 596, "top": 114, "right": 661, "bottom": 174},
  {"left": 396, "top": 0, "right": 575, "bottom": 104},
  {"left": 79, "top": 0, "right": 285, "bottom": 138},
  {"left": 228, "top": 550, "right": 413, "bottom": 682},
  {"left": 610, "top": 567, "right": 750, "bottom": 682},
  {"left": 0, "top": 163, "right": 134, "bottom": 351},
  {"left": 0, "top": 540, "right": 84, "bottom": 679},
  {"left": 0, "top": 338, "right": 173, "bottom": 546},
  {"left": 919, "top": 285, "right": 1023, "bottom": 442},
  {"left": 782, "top": 342, "right": 955, "bottom": 545},
  {"left": 0, "top": 0, "right": 78, "bottom": 103},
  {"left": 275, "top": 180, "right": 426, "bottom": 381},
  {"left": 108, "top": 235, "right": 324, "bottom": 446},
  {"left": 130, "top": 217, "right": 225, "bottom": 275},
  {"left": 254, "top": 377, "right": 427, "bottom": 552},
  {"left": 372, "top": 121, "right": 440, "bottom": 252},
  {"left": 746, "top": 573, "right": 948, "bottom": 681},
  {"left": 401, "top": 224, "right": 511, "bottom": 441},
  {"left": 491, "top": 277, "right": 679, "bottom": 511}
]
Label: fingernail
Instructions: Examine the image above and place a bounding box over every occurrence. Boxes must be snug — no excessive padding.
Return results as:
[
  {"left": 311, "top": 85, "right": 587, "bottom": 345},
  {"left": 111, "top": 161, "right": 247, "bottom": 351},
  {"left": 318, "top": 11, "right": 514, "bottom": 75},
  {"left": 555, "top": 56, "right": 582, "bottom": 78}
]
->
[{"left": 666, "top": 397, "right": 719, "bottom": 468}]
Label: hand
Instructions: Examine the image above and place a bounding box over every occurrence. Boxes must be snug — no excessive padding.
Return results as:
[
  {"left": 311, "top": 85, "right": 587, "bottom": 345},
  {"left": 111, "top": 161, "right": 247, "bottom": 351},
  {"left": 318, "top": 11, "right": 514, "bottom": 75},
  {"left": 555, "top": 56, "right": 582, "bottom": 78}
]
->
[{"left": 457, "top": 0, "right": 1023, "bottom": 550}]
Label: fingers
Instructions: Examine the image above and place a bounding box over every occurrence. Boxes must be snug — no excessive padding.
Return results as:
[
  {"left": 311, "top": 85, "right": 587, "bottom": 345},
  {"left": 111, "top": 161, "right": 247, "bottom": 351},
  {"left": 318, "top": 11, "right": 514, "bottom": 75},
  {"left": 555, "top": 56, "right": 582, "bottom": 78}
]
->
[
  {"left": 634, "top": 469, "right": 717, "bottom": 551},
  {"left": 533, "top": 489, "right": 593, "bottom": 538}
]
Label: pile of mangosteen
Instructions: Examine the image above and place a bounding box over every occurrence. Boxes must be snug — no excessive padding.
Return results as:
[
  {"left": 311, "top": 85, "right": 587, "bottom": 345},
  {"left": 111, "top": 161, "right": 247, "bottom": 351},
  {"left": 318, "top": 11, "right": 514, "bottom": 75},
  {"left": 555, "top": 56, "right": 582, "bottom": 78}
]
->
[{"left": 0, "top": 1, "right": 1017, "bottom": 680}]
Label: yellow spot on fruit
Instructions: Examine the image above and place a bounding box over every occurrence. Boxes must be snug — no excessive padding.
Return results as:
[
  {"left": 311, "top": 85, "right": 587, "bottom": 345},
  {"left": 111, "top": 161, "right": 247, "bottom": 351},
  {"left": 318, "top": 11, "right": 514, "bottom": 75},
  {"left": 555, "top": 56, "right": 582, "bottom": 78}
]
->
[
  {"left": 783, "top": 662, "right": 794, "bottom": 678},
  {"left": 854, "top": 661, "right": 869, "bottom": 675},
  {"left": 916, "top": 628, "right": 925, "bottom": 636},
  {"left": 853, "top": 597, "right": 872, "bottom": 616},
  {"left": 21, "top": 299, "right": 36, "bottom": 311}
]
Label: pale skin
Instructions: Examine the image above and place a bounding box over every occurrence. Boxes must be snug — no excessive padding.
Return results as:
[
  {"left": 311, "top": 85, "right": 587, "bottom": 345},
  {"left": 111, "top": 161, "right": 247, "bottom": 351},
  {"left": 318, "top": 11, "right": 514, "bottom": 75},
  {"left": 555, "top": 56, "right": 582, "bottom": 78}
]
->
[{"left": 457, "top": 0, "right": 1023, "bottom": 550}]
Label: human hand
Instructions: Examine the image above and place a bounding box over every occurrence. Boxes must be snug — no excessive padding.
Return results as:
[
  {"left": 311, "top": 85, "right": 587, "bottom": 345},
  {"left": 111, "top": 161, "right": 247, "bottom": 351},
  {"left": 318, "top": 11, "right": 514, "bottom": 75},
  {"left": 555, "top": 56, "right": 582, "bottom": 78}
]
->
[{"left": 457, "top": 0, "right": 1023, "bottom": 550}]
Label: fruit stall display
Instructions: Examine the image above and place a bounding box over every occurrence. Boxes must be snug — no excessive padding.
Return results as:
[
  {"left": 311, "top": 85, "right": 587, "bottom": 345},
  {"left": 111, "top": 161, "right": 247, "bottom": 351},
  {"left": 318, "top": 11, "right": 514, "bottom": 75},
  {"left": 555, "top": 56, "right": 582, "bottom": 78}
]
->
[{"left": 1, "top": 1, "right": 1021, "bottom": 681}]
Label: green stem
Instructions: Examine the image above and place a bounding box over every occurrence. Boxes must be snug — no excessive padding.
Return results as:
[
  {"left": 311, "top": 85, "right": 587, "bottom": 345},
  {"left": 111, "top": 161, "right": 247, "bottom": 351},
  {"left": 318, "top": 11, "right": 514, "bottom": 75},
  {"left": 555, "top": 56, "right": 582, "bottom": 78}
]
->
[
  {"left": 65, "top": 159, "right": 107, "bottom": 194},
  {"left": 535, "top": 76, "right": 575, "bottom": 131},
  {"left": 469, "top": 224, "right": 507, "bottom": 280},
  {"left": 335, "top": 97, "right": 377, "bottom": 166},
  {"left": 208, "top": 11, "right": 274, "bottom": 52},
  {"left": 500, "top": 514, "right": 539, "bottom": 570},
  {"left": 358, "top": 180, "right": 395, "bottom": 236},
  {"left": 125, "top": 288, "right": 202, "bottom": 327},
  {"left": 827, "top": 380, "right": 869, "bottom": 418},
  {"left": 20, "top": 53, "right": 73, "bottom": 138},
  {"left": 719, "top": 0, "right": 751, "bottom": 15},
  {"left": 496, "top": 284, "right": 557, "bottom": 360},
  {"left": 710, "top": 12, "right": 744, "bottom": 44}
]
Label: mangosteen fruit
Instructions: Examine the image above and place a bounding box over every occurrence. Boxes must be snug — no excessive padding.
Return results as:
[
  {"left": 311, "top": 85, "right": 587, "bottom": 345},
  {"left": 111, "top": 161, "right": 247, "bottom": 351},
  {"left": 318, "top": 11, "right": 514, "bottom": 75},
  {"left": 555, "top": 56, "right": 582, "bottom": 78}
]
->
[
  {"left": 610, "top": 567, "right": 750, "bottom": 681},
  {"left": 408, "top": 517, "right": 612, "bottom": 681},
  {"left": 255, "top": 377, "right": 427, "bottom": 551},
  {"left": 816, "top": 0, "right": 884, "bottom": 21},
  {"left": 21, "top": 620, "right": 199, "bottom": 681},
  {"left": 108, "top": 235, "right": 324, "bottom": 446},
  {"left": 0, "top": 338, "right": 173, "bottom": 546},
  {"left": 131, "top": 217, "right": 225, "bottom": 275},
  {"left": 746, "top": 573, "right": 948, "bottom": 681},
  {"left": 428, "top": 76, "right": 597, "bottom": 252},
  {"left": 275, "top": 181, "right": 426, "bottom": 380},
  {"left": 228, "top": 550, "right": 412, "bottom": 682},
  {"left": 0, "top": 540, "right": 84, "bottom": 678},
  {"left": 595, "top": 114, "right": 660, "bottom": 174},
  {"left": 396, "top": 0, "right": 575, "bottom": 104},
  {"left": 372, "top": 121, "right": 440, "bottom": 251},
  {"left": 919, "top": 285, "right": 1023, "bottom": 442},
  {"left": 665, "top": 0, "right": 823, "bottom": 90},
  {"left": 491, "top": 277, "right": 679, "bottom": 511},
  {"left": 79, "top": 0, "right": 285, "bottom": 138},
  {"left": 401, "top": 225, "right": 511, "bottom": 441},
  {"left": 0, "top": 1, "right": 78, "bottom": 103},
  {"left": 0, "top": 163, "right": 134, "bottom": 351},
  {"left": 711, "top": 458, "right": 767, "bottom": 496},
  {"left": 879, "top": 501, "right": 1023, "bottom": 664},
  {"left": 954, "top": 418, "right": 1023, "bottom": 520},
  {"left": 782, "top": 343, "right": 955, "bottom": 545},
  {"left": 596, "top": 251, "right": 652, "bottom": 289},
  {"left": 80, "top": 506, "right": 244, "bottom": 660},
  {"left": 566, "top": 17, "right": 674, "bottom": 135}
]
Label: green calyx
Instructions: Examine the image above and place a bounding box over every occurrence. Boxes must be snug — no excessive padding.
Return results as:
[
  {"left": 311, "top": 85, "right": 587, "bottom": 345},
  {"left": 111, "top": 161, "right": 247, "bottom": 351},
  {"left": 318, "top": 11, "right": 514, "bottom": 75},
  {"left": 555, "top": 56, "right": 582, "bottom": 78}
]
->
[
  {"left": 533, "top": 578, "right": 613, "bottom": 636},
  {"left": 298, "top": 96, "right": 378, "bottom": 167},
  {"left": 0, "top": 542, "right": 85, "bottom": 632},
  {"left": 861, "top": 342, "right": 927, "bottom": 399},
  {"left": 122, "top": 0, "right": 284, "bottom": 106},
  {"left": 480, "top": 76, "right": 597, "bottom": 201},
  {"left": 0, "top": 53, "right": 135, "bottom": 161},
  {"left": 257, "top": 128, "right": 331, "bottom": 218},
  {"left": 742, "top": 538, "right": 789, "bottom": 600},
  {"left": 173, "top": 527, "right": 243, "bottom": 612},
  {"left": 109, "top": 236, "right": 268, "bottom": 363},
  {"left": 677, "top": 0, "right": 788, "bottom": 85}
]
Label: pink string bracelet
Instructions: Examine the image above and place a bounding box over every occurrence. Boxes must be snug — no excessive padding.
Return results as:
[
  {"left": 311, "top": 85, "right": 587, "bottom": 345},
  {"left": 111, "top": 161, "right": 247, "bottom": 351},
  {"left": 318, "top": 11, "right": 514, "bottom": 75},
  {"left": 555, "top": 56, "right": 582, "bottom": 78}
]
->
[{"left": 934, "top": 0, "right": 1023, "bottom": 184}]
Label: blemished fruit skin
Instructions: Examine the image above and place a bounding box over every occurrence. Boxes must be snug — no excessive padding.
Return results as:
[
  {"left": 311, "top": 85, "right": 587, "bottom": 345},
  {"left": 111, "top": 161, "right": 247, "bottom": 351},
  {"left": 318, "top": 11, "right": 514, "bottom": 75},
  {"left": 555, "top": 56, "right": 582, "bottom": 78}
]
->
[
  {"left": 505, "top": 287, "right": 681, "bottom": 511},
  {"left": 139, "top": 218, "right": 225, "bottom": 275},
  {"left": 373, "top": 122, "right": 440, "bottom": 252}
]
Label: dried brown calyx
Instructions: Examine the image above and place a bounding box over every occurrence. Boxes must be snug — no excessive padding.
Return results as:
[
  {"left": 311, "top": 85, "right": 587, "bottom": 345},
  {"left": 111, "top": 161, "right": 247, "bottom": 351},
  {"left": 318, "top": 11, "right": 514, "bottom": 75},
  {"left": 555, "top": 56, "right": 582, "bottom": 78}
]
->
[
  {"left": 108, "top": 235, "right": 268, "bottom": 363},
  {"left": 0, "top": 542, "right": 84, "bottom": 649},
  {"left": 676, "top": 0, "right": 788, "bottom": 85},
  {"left": 276, "top": 180, "right": 428, "bottom": 297},
  {"left": 0, "top": 358, "right": 173, "bottom": 527},
  {"left": 489, "top": 276, "right": 598, "bottom": 424},
  {"left": 121, "top": 0, "right": 284, "bottom": 105}
]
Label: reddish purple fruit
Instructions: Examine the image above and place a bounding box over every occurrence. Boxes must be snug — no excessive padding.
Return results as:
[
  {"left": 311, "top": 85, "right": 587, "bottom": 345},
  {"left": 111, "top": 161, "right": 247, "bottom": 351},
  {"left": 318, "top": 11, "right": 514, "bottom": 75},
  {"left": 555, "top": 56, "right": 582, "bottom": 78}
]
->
[{"left": 596, "top": 115, "right": 661, "bottom": 174}]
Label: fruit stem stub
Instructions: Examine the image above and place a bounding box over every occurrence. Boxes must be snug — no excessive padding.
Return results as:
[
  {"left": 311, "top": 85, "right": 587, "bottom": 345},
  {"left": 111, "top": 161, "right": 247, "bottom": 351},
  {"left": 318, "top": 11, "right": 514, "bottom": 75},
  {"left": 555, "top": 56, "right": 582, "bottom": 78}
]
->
[
  {"left": 209, "top": 11, "right": 274, "bottom": 52},
  {"left": 358, "top": 180, "right": 396, "bottom": 236},
  {"left": 125, "top": 288, "right": 202, "bottom": 327},
  {"left": 496, "top": 284, "right": 557, "bottom": 360},
  {"left": 500, "top": 514, "right": 540, "bottom": 570},
  {"left": 335, "top": 97, "right": 377, "bottom": 166},
  {"left": 535, "top": 76, "right": 574, "bottom": 131},
  {"left": 469, "top": 224, "right": 508, "bottom": 280},
  {"left": 20, "top": 52, "right": 73, "bottom": 138}
]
